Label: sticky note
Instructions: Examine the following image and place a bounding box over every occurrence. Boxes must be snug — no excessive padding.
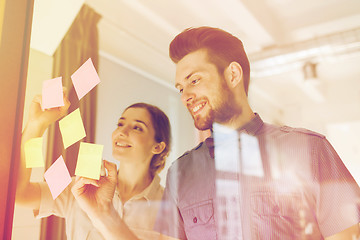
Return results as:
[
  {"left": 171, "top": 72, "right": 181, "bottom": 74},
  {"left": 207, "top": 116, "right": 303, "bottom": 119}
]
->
[
  {"left": 42, "top": 77, "right": 64, "bottom": 109},
  {"left": 44, "top": 156, "right": 72, "bottom": 199},
  {"left": 59, "top": 108, "right": 86, "bottom": 149},
  {"left": 75, "top": 142, "right": 104, "bottom": 180},
  {"left": 71, "top": 58, "right": 100, "bottom": 100},
  {"left": 24, "top": 137, "right": 44, "bottom": 168}
]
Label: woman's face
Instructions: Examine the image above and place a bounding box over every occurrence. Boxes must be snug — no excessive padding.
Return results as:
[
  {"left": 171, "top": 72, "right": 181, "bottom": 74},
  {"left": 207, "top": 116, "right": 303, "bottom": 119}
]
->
[{"left": 111, "top": 107, "right": 159, "bottom": 165}]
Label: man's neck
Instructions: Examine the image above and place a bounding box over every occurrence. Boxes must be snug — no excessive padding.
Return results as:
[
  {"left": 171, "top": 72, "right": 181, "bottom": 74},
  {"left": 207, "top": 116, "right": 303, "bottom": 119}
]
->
[{"left": 220, "top": 106, "right": 255, "bottom": 130}]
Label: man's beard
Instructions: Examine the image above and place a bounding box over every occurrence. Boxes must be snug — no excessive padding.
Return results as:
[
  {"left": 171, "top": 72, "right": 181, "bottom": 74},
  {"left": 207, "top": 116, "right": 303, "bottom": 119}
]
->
[
  {"left": 192, "top": 106, "right": 214, "bottom": 131},
  {"left": 192, "top": 86, "right": 239, "bottom": 131}
]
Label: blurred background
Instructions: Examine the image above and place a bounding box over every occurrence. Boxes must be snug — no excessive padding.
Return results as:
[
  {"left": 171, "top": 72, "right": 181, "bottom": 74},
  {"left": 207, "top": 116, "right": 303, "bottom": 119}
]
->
[{"left": 12, "top": 0, "right": 360, "bottom": 239}]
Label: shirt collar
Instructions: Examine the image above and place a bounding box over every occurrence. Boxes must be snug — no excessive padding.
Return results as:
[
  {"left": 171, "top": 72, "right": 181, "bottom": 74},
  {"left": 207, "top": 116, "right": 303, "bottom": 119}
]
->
[
  {"left": 208, "top": 113, "right": 264, "bottom": 137},
  {"left": 236, "top": 113, "right": 264, "bottom": 136},
  {"left": 205, "top": 114, "right": 263, "bottom": 154},
  {"left": 139, "top": 174, "right": 161, "bottom": 202},
  {"left": 115, "top": 174, "right": 161, "bottom": 203}
]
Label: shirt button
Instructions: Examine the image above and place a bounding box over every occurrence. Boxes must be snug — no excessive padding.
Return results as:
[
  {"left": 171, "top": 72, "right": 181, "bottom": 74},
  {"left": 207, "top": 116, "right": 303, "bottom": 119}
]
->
[
  {"left": 273, "top": 205, "right": 280, "bottom": 214},
  {"left": 193, "top": 217, "right": 197, "bottom": 223}
]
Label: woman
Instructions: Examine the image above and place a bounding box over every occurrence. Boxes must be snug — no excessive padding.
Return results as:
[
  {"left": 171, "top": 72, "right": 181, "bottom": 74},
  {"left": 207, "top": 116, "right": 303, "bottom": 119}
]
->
[{"left": 16, "top": 94, "right": 171, "bottom": 240}]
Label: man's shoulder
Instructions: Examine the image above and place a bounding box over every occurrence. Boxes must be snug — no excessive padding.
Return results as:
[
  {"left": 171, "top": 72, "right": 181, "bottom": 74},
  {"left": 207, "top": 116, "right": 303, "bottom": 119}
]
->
[
  {"left": 177, "top": 141, "right": 204, "bottom": 159},
  {"left": 168, "top": 141, "right": 205, "bottom": 171},
  {"left": 278, "top": 125, "right": 325, "bottom": 139},
  {"left": 262, "top": 122, "right": 325, "bottom": 139}
]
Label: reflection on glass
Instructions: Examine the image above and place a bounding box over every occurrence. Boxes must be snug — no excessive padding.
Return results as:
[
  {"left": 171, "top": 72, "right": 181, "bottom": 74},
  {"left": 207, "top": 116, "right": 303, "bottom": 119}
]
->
[
  {"left": 213, "top": 123, "right": 243, "bottom": 238},
  {"left": 212, "top": 117, "right": 360, "bottom": 239}
]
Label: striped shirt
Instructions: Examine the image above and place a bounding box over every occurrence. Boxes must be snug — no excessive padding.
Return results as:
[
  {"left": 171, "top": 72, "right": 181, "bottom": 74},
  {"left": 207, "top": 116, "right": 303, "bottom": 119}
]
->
[{"left": 154, "top": 113, "right": 360, "bottom": 239}]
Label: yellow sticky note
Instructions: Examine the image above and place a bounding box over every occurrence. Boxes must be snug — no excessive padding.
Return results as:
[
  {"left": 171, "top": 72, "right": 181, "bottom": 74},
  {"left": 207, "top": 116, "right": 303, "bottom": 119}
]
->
[
  {"left": 24, "top": 137, "right": 44, "bottom": 168},
  {"left": 59, "top": 108, "right": 86, "bottom": 149},
  {"left": 75, "top": 142, "right": 103, "bottom": 180}
]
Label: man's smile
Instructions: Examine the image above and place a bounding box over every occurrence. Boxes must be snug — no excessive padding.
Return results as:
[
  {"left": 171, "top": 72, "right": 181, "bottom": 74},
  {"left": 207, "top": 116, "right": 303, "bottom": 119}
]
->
[{"left": 189, "top": 101, "right": 207, "bottom": 116}]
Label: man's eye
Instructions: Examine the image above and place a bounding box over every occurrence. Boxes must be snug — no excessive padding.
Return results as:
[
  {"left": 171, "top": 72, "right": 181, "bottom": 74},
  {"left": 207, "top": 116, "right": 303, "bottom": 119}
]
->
[
  {"left": 117, "top": 122, "right": 123, "bottom": 127},
  {"left": 191, "top": 78, "right": 200, "bottom": 85},
  {"left": 179, "top": 89, "right": 183, "bottom": 94}
]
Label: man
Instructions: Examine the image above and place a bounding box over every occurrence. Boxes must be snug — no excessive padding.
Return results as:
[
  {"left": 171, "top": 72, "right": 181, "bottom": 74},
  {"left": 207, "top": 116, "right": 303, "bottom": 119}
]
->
[{"left": 154, "top": 27, "right": 360, "bottom": 239}]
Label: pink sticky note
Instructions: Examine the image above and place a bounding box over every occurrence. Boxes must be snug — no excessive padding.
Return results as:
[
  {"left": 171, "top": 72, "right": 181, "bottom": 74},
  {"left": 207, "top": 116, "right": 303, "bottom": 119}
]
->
[
  {"left": 44, "top": 156, "right": 72, "bottom": 199},
  {"left": 71, "top": 58, "right": 100, "bottom": 100},
  {"left": 42, "top": 77, "right": 64, "bottom": 109}
]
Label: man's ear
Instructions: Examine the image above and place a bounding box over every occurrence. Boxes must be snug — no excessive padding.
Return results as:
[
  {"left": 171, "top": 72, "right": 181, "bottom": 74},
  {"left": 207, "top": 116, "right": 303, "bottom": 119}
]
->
[
  {"left": 225, "top": 62, "right": 243, "bottom": 88},
  {"left": 152, "top": 142, "right": 166, "bottom": 155}
]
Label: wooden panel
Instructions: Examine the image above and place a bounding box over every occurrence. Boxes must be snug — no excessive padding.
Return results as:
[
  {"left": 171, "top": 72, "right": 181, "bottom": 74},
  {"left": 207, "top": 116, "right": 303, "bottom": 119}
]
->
[{"left": 0, "top": 0, "right": 34, "bottom": 239}]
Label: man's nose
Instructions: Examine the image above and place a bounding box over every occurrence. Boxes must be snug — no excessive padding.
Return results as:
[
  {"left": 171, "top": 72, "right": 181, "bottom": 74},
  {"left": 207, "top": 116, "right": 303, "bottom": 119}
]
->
[{"left": 181, "top": 88, "right": 195, "bottom": 105}]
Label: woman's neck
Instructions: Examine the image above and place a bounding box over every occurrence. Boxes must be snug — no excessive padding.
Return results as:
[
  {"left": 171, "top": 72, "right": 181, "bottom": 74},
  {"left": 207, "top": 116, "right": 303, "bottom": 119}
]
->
[{"left": 116, "top": 163, "right": 153, "bottom": 203}]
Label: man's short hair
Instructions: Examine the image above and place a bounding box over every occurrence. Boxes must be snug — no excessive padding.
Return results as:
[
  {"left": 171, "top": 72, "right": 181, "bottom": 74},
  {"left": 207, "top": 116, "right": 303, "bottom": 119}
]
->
[{"left": 169, "top": 26, "right": 251, "bottom": 95}]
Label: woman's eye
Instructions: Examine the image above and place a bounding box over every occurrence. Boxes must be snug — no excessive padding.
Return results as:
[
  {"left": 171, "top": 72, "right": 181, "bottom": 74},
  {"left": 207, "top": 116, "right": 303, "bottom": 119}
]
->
[
  {"left": 117, "top": 122, "right": 123, "bottom": 127},
  {"left": 179, "top": 88, "right": 183, "bottom": 94},
  {"left": 134, "top": 126, "right": 143, "bottom": 131}
]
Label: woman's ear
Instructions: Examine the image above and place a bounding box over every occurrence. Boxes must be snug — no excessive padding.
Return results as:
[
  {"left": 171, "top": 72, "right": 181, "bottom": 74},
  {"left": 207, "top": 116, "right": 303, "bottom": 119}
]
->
[
  {"left": 225, "top": 61, "right": 243, "bottom": 89},
  {"left": 152, "top": 142, "right": 166, "bottom": 155}
]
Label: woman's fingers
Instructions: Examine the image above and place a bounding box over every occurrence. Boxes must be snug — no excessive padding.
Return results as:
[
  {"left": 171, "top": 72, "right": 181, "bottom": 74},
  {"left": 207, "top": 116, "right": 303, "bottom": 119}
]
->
[
  {"left": 29, "top": 95, "right": 43, "bottom": 113},
  {"left": 56, "top": 90, "right": 70, "bottom": 114},
  {"left": 81, "top": 177, "right": 99, "bottom": 187},
  {"left": 103, "top": 160, "right": 117, "bottom": 180},
  {"left": 62, "top": 87, "right": 68, "bottom": 96},
  {"left": 62, "top": 91, "right": 71, "bottom": 111},
  {"left": 73, "top": 176, "right": 99, "bottom": 189},
  {"left": 33, "top": 95, "right": 42, "bottom": 105},
  {"left": 72, "top": 176, "right": 99, "bottom": 200},
  {"left": 100, "top": 160, "right": 106, "bottom": 177}
]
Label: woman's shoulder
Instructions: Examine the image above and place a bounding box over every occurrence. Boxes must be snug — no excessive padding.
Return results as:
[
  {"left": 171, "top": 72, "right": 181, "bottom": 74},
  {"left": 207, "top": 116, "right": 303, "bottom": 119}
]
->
[{"left": 149, "top": 174, "right": 164, "bottom": 200}]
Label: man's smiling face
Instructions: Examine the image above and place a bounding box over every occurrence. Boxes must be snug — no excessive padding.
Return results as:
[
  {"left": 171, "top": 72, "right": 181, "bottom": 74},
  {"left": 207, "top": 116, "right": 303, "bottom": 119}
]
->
[{"left": 175, "top": 49, "right": 235, "bottom": 130}]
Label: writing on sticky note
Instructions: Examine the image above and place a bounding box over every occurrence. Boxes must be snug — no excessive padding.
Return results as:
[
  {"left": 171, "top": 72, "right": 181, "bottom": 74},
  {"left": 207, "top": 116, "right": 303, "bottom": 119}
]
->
[
  {"left": 42, "top": 77, "right": 64, "bottom": 109},
  {"left": 59, "top": 108, "right": 86, "bottom": 149},
  {"left": 44, "top": 156, "right": 72, "bottom": 199},
  {"left": 71, "top": 58, "right": 100, "bottom": 100},
  {"left": 75, "top": 142, "right": 104, "bottom": 180},
  {"left": 25, "top": 137, "right": 44, "bottom": 168}
]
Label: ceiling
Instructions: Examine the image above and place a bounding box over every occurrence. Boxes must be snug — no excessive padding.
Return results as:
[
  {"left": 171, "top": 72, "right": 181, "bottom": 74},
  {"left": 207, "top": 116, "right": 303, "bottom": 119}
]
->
[
  {"left": 30, "top": 0, "right": 360, "bottom": 121},
  {"left": 84, "top": 0, "right": 360, "bottom": 83}
]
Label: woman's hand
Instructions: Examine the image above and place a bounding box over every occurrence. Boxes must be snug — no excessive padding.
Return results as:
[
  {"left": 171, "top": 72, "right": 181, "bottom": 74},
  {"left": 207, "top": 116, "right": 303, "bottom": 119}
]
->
[
  {"left": 71, "top": 160, "right": 118, "bottom": 216},
  {"left": 72, "top": 160, "right": 140, "bottom": 240},
  {"left": 27, "top": 91, "right": 70, "bottom": 131},
  {"left": 16, "top": 90, "right": 70, "bottom": 208}
]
